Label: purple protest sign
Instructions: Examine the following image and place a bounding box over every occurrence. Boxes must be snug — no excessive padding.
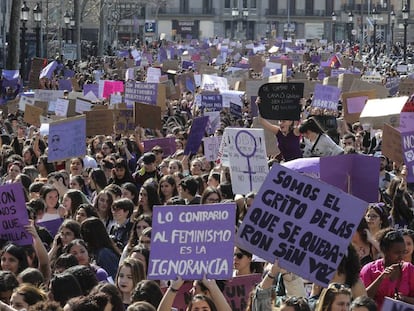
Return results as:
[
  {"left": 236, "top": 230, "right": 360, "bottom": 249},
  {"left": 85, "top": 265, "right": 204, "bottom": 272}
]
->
[
  {"left": 401, "top": 130, "right": 414, "bottom": 183},
  {"left": 63, "top": 69, "right": 75, "bottom": 78},
  {"left": 320, "top": 154, "right": 380, "bottom": 202},
  {"left": 230, "top": 102, "right": 242, "bottom": 118},
  {"left": 124, "top": 81, "right": 158, "bottom": 106},
  {"left": 148, "top": 203, "right": 235, "bottom": 280},
  {"left": 382, "top": 297, "right": 414, "bottom": 311},
  {"left": 184, "top": 116, "right": 209, "bottom": 155},
  {"left": 312, "top": 84, "right": 341, "bottom": 112},
  {"left": 201, "top": 94, "right": 222, "bottom": 112},
  {"left": 347, "top": 96, "right": 368, "bottom": 114},
  {"left": 83, "top": 84, "right": 99, "bottom": 98},
  {"left": 37, "top": 218, "right": 63, "bottom": 237},
  {"left": 58, "top": 79, "right": 73, "bottom": 91},
  {"left": 282, "top": 157, "right": 320, "bottom": 179},
  {"left": 143, "top": 137, "right": 176, "bottom": 157},
  {"left": 0, "top": 183, "right": 32, "bottom": 245},
  {"left": 236, "top": 164, "right": 368, "bottom": 287},
  {"left": 223, "top": 274, "right": 262, "bottom": 310}
]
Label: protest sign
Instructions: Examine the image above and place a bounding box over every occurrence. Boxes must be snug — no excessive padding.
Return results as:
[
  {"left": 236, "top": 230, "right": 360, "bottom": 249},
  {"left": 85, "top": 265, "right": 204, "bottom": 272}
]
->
[
  {"left": 237, "top": 164, "right": 368, "bottom": 286},
  {"left": 114, "top": 109, "right": 135, "bottom": 134},
  {"left": 24, "top": 104, "right": 43, "bottom": 127},
  {"left": 37, "top": 218, "right": 63, "bottom": 237},
  {"left": 320, "top": 154, "right": 380, "bottom": 203},
  {"left": 48, "top": 116, "right": 86, "bottom": 162},
  {"left": 382, "top": 297, "right": 414, "bottom": 311},
  {"left": 143, "top": 137, "right": 176, "bottom": 156},
  {"left": 382, "top": 124, "right": 405, "bottom": 165},
  {"left": 124, "top": 81, "right": 166, "bottom": 109},
  {"left": 75, "top": 98, "right": 92, "bottom": 114},
  {"left": 18, "top": 95, "right": 35, "bottom": 112},
  {"left": 134, "top": 102, "right": 162, "bottom": 130},
  {"left": 221, "top": 90, "right": 244, "bottom": 109},
  {"left": 85, "top": 110, "right": 114, "bottom": 136},
  {"left": 201, "top": 74, "right": 229, "bottom": 91},
  {"left": 223, "top": 128, "right": 269, "bottom": 194},
  {"left": 258, "top": 83, "right": 303, "bottom": 120},
  {"left": 311, "top": 84, "right": 341, "bottom": 112},
  {"left": 223, "top": 274, "right": 262, "bottom": 311},
  {"left": 350, "top": 79, "right": 388, "bottom": 98},
  {"left": 148, "top": 203, "right": 235, "bottom": 280},
  {"left": 282, "top": 157, "right": 320, "bottom": 179},
  {"left": 401, "top": 130, "right": 414, "bottom": 183},
  {"left": 360, "top": 96, "right": 409, "bottom": 129},
  {"left": 83, "top": 84, "right": 99, "bottom": 98},
  {"left": 203, "top": 136, "right": 222, "bottom": 162},
  {"left": 54, "top": 98, "right": 69, "bottom": 117},
  {"left": 146, "top": 67, "right": 162, "bottom": 83},
  {"left": 341, "top": 90, "right": 376, "bottom": 124},
  {"left": 176, "top": 72, "right": 196, "bottom": 93},
  {"left": 0, "top": 183, "right": 31, "bottom": 246},
  {"left": 337, "top": 73, "right": 359, "bottom": 92},
  {"left": 184, "top": 116, "right": 209, "bottom": 155},
  {"left": 200, "top": 94, "right": 223, "bottom": 112},
  {"left": 34, "top": 89, "right": 65, "bottom": 102},
  {"left": 400, "top": 112, "right": 414, "bottom": 131},
  {"left": 399, "top": 78, "right": 414, "bottom": 96}
]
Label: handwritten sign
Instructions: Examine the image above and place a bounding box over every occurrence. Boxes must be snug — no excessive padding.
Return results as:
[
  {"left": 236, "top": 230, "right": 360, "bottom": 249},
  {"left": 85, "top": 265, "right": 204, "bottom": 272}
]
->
[
  {"left": 85, "top": 110, "right": 114, "bottom": 136},
  {"left": 312, "top": 84, "right": 341, "bottom": 112},
  {"left": 236, "top": 164, "right": 367, "bottom": 287},
  {"left": 24, "top": 104, "right": 43, "bottom": 127},
  {"left": 382, "top": 297, "right": 414, "bottom": 311},
  {"left": 54, "top": 98, "right": 69, "bottom": 117},
  {"left": 402, "top": 130, "right": 414, "bottom": 183},
  {"left": 148, "top": 203, "right": 235, "bottom": 280},
  {"left": 48, "top": 116, "right": 86, "bottom": 162},
  {"left": 223, "top": 128, "right": 269, "bottom": 195},
  {"left": 203, "top": 136, "right": 222, "bottom": 162},
  {"left": 382, "top": 124, "right": 405, "bottom": 165},
  {"left": 258, "top": 83, "right": 304, "bottom": 120},
  {"left": 184, "top": 116, "right": 209, "bottom": 155},
  {"left": 114, "top": 109, "right": 135, "bottom": 134},
  {"left": 223, "top": 274, "right": 262, "bottom": 311},
  {"left": 0, "top": 183, "right": 31, "bottom": 245},
  {"left": 201, "top": 74, "right": 229, "bottom": 91},
  {"left": 75, "top": 98, "right": 93, "bottom": 114}
]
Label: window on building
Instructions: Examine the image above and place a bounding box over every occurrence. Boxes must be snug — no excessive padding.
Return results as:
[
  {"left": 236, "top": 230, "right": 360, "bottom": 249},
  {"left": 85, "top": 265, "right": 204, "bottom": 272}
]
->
[
  {"left": 180, "top": 0, "right": 189, "bottom": 13},
  {"left": 305, "top": 0, "right": 314, "bottom": 15},
  {"left": 325, "top": 0, "right": 333, "bottom": 16},
  {"left": 225, "top": 0, "right": 231, "bottom": 8},
  {"left": 233, "top": 0, "right": 238, "bottom": 8},
  {"left": 251, "top": 0, "right": 257, "bottom": 8},
  {"left": 243, "top": 0, "right": 248, "bottom": 8},
  {"left": 268, "top": 0, "right": 277, "bottom": 14}
]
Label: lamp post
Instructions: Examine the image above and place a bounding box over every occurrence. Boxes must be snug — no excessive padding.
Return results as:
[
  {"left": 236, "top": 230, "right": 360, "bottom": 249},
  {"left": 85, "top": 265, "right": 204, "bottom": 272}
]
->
[
  {"left": 390, "top": 10, "right": 395, "bottom": 49},
  {"left": 403, "top": 4, "right": 409, "bottom": 63},
  {"left": 348, "top": 11, "right": 354, "bottom": 46},
  {"left": 33, "top": 3, "right": 42, "bottom": 57},
  {"left": 20, "top": 1, "right": 29, "bottom": 81},
  {"left": 231, "top": 9, "right": 238, "bottom": 39},
  {"left": 331, "top": 11, "right": 337, "bottom": 43},
  {"left": 64, "top": 11, "right": 71, "bottom": 43},
  {"left": 70, "top": 16, "right": 75, "bottom": 44},
  {"left": 372, "top": 8, "right": 379, "bottom": 57},
  {"left": 242, "top": 10, "right": 249, "bottom": 40}
]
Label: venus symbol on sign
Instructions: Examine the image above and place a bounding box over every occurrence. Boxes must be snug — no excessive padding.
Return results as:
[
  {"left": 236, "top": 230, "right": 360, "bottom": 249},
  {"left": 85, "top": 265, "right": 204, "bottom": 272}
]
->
[{"left": 235, "top": 130, "right": 257, "bottom": 192}]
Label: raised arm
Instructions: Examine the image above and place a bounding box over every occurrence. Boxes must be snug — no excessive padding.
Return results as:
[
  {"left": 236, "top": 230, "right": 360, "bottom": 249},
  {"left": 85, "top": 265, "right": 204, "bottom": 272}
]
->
[
  {"left": 202, "top": 276, "right": 232, "bottom": 311},
  {"left": 157, "top": 277, "right": 185, "bottom": 311}
]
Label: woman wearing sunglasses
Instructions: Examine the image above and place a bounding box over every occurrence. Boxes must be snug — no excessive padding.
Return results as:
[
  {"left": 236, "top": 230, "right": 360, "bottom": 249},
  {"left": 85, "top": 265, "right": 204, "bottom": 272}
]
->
[
  {"left": 233, "top": 247, "right": 263, "bottom": 276},
  {"left": 360, "top": 228, "right": 414, "bottom": 309}
]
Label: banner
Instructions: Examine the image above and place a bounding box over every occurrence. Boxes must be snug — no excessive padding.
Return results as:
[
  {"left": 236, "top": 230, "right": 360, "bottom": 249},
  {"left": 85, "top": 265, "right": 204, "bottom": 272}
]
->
[
  {"left": 311, "top": 84, "right": 341, "bottom": 112},
  {"left": 148, "top": 203, "right": 235, "bottom": 280},
  {"left": 237, "top": 164, "right": 368, "bottom": 287},
  {"left": 184, "top": 116, "right": 209, "bottom": 155}
]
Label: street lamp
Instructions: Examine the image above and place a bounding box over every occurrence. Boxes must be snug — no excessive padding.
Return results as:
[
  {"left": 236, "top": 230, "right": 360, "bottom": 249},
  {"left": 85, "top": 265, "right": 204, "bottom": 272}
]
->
[
  {"left": 231, "top": 9, "right": 238, "bottom": 39},
  {"left": 403, "top": 4, "right": 409, "bottom": 63},
  {"left": 372, "top": 8, "right": 379, "bottom": 57},
  {"left": 390, "top": 10, "right": 395, "bottom": 49},
  {"left": 348, "top": 11, "right": 354, "bottom": 46},
  {"left": 331, "top": 11, "right": 337, "bottom": 43},
  {"left": 64, "top": 11, "right": 71, "bottom": 43},
  {"left": 20, "top": 1, "right": 30, "bottom": 81},
  {"left": 33, "top": 3, "right": 42, "bottom": 57},
  {"left": 70, "top": 15, "right": 75, "bottom": 44}
]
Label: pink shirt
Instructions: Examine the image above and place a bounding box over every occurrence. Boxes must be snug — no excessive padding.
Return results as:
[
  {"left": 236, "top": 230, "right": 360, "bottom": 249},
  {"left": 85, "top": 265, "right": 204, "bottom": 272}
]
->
[{"left": 360, "top": 259, "right": 414, "bottom": 309}]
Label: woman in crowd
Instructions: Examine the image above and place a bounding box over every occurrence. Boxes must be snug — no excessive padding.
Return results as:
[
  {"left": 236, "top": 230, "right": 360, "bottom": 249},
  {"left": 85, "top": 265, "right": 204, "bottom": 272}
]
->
[
  {"left": 69, "top": 158, "right": 84, "bottom": 178},
  {"left": 75, "top": 203, "right": 99, "bottom": 224},
  {"left": 89, "top": 168, "right": 108, "bottom": 203},
  {"left": 116, "top": 258, "right": 145, "bottom": 309},
  {"left": 201, "top": 187, "right": 222, "bottom": 204},
  {"left": 233, "top": 247, "right": 263, "bottom": 276},
  {"left": 121, "top": 182, "right": 139, "bottom": 210},
  {"left": 158, "top": 175, "right": 178, "bottom": 205},
  {"left": 80, "top": 217, "right": 120, "bottom": 280},
  {"left": 157, "top": 276, "right": 231, "bottom": 311},
  {"left": 64, "top": 239, "right": 109, "bottom": 282},
  {"left": 402, "top": 229, "right": 414, "bottom": 264},
  {"left": 360, "top": 228, "right": 414, "bottom": 309},
  {"left": 93, "top": 189, "right": 115, "bottom": 232},
  {"left": 120, "top": 214, "right": 152, "bottom": 262},
  {"left": 364, "top": 203, "right": 389, "bottom": 249},
  {"left": 137, "top": 183, "right": 160, "bottom": 217},
  {"left": 352, "top": 218, "right": 379, "bottom": 266},
  {"left": 62, "top": 189, "right": 89, "bottom": 219},
  {"left": 298, "top": 117, "right": 344, "bottom": 157},
  {"left": 315, "top": 283, "right": 352, "bottom": 311},
  {"left": 48, "top": 272, "right": 83, "bottom": 307},
  {"left": 1, "top": 244, "right": 29, "bottom": 275},
  {"left": 109, "top": 158, "right": 135, "bottom": 186},
  {"left": 168, "top": 159, "right": 183, "bottom": 175},
  {"left": 69, "top": 175, "right": 90, "bottom": 198},
  {"left": 10, "top": 283, "right": 46, "bottom": 310},
  {"left": 36, "top": 155, "right": 55, "bottom": 181},
  {"left": 39, "top": 185, "right": 65, "bottom": 221},
  {"left": 89, "top": 282, "right": 124, "bottom": 311}
]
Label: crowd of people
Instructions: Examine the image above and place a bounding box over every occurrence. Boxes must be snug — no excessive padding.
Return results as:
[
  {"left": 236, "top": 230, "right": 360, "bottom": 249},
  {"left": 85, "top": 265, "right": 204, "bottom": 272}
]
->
[{"left": 0, "top": 36, "right": 413, "bottom": 311}]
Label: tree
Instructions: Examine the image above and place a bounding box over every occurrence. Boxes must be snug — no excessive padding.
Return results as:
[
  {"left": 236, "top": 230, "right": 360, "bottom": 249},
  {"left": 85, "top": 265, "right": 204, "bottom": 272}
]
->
[{"left": 6, "top": 0, "right": 21, "bottom": 70}]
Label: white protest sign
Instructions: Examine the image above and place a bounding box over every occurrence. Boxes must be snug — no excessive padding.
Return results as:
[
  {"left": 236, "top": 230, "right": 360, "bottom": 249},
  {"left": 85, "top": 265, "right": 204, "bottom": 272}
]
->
[
  {"left": 18, "top": 95, "right": 35, "bottom": 111},
  {"left": 201, "top": 74, "right": 229, "bottom": 91},
  {"left": 54, "top": 98, "right": 69, "bottom": 117},
  {"left": 146, "top": 67, "right": 162, "bottom": 83},
  {"left": 224, "top": 128, "right": 269, "bottom": 194},
  {"left": 221, "top": 90, "right": 244, "bottom": 108},
  {"left": 75, "top": 98, "right": 92, "bottom": 114},
  {"left": 34, "top": 89, "right": 64, "bottom": 102},
  {"left": 203, "top": 136, "right": 222, "bottom": 162}
]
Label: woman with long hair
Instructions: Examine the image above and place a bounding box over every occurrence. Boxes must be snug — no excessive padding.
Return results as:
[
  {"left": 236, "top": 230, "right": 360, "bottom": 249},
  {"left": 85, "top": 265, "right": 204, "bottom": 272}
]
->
[
  {"left": 120, "top": 214, "right": 152, "bottom": 263},
  {"left": 158, "top": 175, "right": 178, "bottom": 205},
  {"left": 39, "top": 185, "right": 65, "bottom": 221},
  {"left": 89, "top": 168, "right": 108, "bottom": 203},
  {"left": 62, "top": 189, "right": 89, "bottom": 219},
  {"left": 315, "top": 283, "right": 352, "bottom": 311},
  {"left": 93, "top": 189, "right": 115, "bottom": 232},
  {"left": 109, "top": 158, "right": 135, "bottom": 186},
  {"left": 116, "top": 258, "right": 145, "bottom": 308},
  {"left": 36, "top": 155, "right": 55, "bottom": 181},
  {"left": 137, "top": 183, "right": 160, "bottom": 217}
]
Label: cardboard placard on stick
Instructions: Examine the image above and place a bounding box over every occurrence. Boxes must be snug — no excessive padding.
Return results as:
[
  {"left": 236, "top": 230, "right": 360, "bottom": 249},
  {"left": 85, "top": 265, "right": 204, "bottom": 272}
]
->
[
  {"left": 382, "top": 123, "right": 404, "bottom": 165},
  {"left": 341, "top": 89, "right": 376, "bottom": 124},
  {"left": 134, "top": 102, "right": 162, "bottom": 130},
  {"left": 24, "top": 104, "right": 43, "bottom": 127},
  {"left": 85, "top": 110, "right": 114, "bottom": 136}
]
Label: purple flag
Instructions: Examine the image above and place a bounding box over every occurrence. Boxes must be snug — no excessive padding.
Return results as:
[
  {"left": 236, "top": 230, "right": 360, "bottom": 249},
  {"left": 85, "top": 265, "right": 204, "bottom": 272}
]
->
[
  {"left": 184, "top": 116, "right": 209, "bottom": 155},
  {"left": 39, "top": 60, "right": 58, "bottom": 79},
  {"left": 148, "top": 203, "right": 235, "bottom": 280},
  {"left": 58, "top": 79, "right": 73, "bottom": 91},
  {"left": 282, "top": 157, "right": 320, "bottom": 179}
]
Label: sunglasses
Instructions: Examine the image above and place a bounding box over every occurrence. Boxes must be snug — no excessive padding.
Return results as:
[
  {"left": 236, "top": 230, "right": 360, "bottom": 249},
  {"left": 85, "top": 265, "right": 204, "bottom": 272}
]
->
[{"left": 234, "top": 252, "right": 245, "bottom": 259}]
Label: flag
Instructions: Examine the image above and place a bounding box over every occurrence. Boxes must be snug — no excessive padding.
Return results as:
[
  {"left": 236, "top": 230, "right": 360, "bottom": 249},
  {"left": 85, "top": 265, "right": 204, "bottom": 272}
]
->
[
  {"left": 2, "top": 70, "right": 20, "bottom": 80},
  {"left": 39, "top": 61, "right": 58, "bottom": 79}
]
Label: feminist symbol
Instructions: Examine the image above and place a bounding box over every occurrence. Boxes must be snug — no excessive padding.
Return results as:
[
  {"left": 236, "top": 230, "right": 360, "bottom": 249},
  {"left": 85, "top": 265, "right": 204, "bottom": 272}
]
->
[{"left": 235, "top": 130, "right": 257, "bottom": 192}]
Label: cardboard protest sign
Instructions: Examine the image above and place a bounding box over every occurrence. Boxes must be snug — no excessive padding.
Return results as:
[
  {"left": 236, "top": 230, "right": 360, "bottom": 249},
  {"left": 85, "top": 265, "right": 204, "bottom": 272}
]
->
[
  {"left": 399, "top": 78, "right": 414, "bottom": 96},
  {"left": 203, "top": 136, "right": 222, "bottom": 162},
  {"left": 350, "top": 79, "right": 388, "bottom": 98},
  {"left": 258, "top": 83, "right": 304, "bottom": 120},
  {"left": 0, "top": 183, "right": 31, "bottom": 245},
  {"left": 85, "top": 110, "right": 114, "bottom": 136},
  {"left": 176, "top": 72, "right": 196, "bottom": 93},
  {"left": 184, "top": 116, "right": 209, "bottom": 155},
  {"left": 382, "top": 124, "right": 405, "bottom": 165},
  {"left": 148, "top": 203, "right": 235, "bottom": 280},
  {"left": 401, "top": 130, "right": 414, "bottom": 182},
  {"left": 24, "top": 104, "right": 43, "bottom": 127},
  {"left": 337, "top": 73, "right": 359, "bottom": 92},
  {"left": 134, "top": 102, "right": 162, "bottom": 130},
  {"left": 249, "top": 55, "right": 265, "bottom": 73},
  {"left": 236, "top": 164, "right": 368, "bottom": 286},
  {"left": 124, "top": 81, "right": 166, "bottom": 110},
  {"left": 75, "top": 98, "right": 92, "bottom": 114},
  {"left": 48, "top": 116, "right": 86, "bottom": 162},
  {"left": 114, "top": 109, "right": 135, "bottom": 134},
  {"left": 382, "top": 297, "right": 414, "bottom": 311},
  {"left": 223, "top": 274, "right": 262, "bottom": 311},
  {"left": 341, "top": 90, "right": 376, "bottom": 124},
  {"left": 223, "top": 128, "right": 269, "bottom": 194},
  {"left": 311, "top": 84, "right": 341, "bottom": 112},
  {"left": 320, "top": 154, "right": 380, "bottom": 203},
  {"left": 143, "top": 137, "right": 176, "bottom": 157},
  {"left": 360, "top": 96, "right": 409, "bottom": 129}
]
